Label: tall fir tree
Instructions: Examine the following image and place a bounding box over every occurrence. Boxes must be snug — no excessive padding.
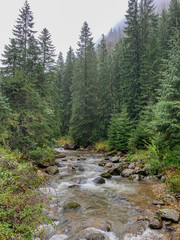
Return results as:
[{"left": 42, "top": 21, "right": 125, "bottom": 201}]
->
[
  {"left": 61, "top": 47, "right": 75, "bottom": 135},
  {"left": 39, "top": 28, "right": 56, "bottom": 72},
  {"left": 124, "top": 0, "right": 141, "bottom": 119},
  {"left": 70, "top": 22, "right": 98, "bottom": 146},
  {"left": 152, "top": 33, "right": 180, "bottom": 150},
  {"left": 97, "top": 35, "right": 112, "bottom": 139}
]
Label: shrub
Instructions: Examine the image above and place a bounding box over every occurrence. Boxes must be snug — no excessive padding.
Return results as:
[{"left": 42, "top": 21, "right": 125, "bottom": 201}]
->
[{"left": 0, "top": 150, "right": 51, "bottom": 239}]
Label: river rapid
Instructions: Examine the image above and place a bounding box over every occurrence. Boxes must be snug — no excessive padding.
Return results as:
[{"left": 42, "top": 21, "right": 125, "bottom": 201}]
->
[{"left": 38, "top": 149, "right": 168, "bottom": 240}]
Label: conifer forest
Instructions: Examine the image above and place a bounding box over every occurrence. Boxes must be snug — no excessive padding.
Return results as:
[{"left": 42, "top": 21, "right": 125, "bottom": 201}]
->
[{"left": 0, "top": 0, "right": 180, "bottom": 239}]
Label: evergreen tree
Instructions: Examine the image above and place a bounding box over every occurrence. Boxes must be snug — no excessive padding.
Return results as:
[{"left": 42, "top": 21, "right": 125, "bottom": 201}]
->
[
  {"left": 108, "top": 106, "right": 131, "bottom": 151},
  {"left": 39, "top": 28, "right": 56, "bottom": 72},
  {"left": 97, "top": 35, "right": 112, "bottom": 138},
  {"left": 12, "top": 0, "right": 36, "bottom": 71},
  {"left": 124, "top": 0, "right": 141, "bottom": 119},
  {"left": 61, "top": 47, "right": 75, "bottom": 135},
  {"left": 70, "top": 22, "right": 98, "bottom": 146},
  {"left": 168, "top": 0, "right": 180, "bottom": 37},
  {"left": 153, "top": 33, "right": 180, "bottom": 150}
]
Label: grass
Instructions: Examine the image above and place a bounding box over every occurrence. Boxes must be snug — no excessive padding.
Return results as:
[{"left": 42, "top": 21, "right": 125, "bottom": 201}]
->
[{"left": 94, "top": 141, "right": 110, "bottom": 152}]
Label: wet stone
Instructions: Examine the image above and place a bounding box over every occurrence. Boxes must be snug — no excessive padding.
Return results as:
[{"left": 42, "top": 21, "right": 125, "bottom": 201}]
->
[
  {"left": 93, "top": 177, "right": 105, "bottom": 184},
  {"left": 157, "top": 208, "right": 180, "bottom": 222},
  {"left": 63, "top": 202, "right": 81, "bottom": 210},
  {"left": 149, "top": 216, "right": 162, "bottom": 229},
  {"left": 100, "top": 172, "right": 112, "bottom": 179}
]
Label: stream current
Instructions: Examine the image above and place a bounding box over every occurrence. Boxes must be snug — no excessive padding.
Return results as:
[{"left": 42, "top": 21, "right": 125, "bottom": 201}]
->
[{"left": 39, "top": 149, "right": 167, "bottom": 240}]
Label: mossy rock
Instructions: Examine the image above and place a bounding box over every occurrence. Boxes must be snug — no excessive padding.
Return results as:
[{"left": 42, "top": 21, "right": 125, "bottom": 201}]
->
[
  {"left": 100, "top": 172, "right": 112, "bottom": 179},
  {"left": 63, "top": 202, "right": 81, "bottom": 210}
]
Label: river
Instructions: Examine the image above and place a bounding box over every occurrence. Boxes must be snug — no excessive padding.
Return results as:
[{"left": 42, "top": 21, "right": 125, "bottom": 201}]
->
[{"left": 38, "top": 149, "right": 168, "bottom": 240}]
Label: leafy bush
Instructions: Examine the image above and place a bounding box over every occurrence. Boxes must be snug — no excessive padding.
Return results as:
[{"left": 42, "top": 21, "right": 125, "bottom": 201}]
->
[
  {"left": 0, "top": 150, "right": 51, "bottom": 239},
  {"left": 94, "top": 141, "right": 110, "bottom": 152},
  {"left": 166, "top": 174, "right": 180, "bottom": 193}
]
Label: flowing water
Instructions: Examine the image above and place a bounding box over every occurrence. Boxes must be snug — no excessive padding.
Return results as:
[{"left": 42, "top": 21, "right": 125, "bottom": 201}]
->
[{"left": 39, "top": 149, "right": 168, "bottom": 240}]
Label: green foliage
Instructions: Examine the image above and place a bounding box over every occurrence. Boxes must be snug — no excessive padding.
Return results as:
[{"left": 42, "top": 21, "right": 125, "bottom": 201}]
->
[
  {"left": 70, "top": 22, "right": 98, "bottom": 146},
  {"left": 94, "top": 141, "right": 110, "bottom": 152},
  {"left": 108, "top": 107, "right": 131, "bottom": 151},
  {"left": 0, "top": 150, "right": 51, "bottom": 239},
  {"left": 27, "top": 146, "right": 54, "bottom": 162},
  {"left": 166, "top": 174, "right": 180, "bottom": 193}
]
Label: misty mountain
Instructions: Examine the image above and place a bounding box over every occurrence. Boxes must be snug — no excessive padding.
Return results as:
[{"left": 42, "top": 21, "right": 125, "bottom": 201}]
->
[{"left": 105, "top": 0, "right": 170, "bottom": 52}]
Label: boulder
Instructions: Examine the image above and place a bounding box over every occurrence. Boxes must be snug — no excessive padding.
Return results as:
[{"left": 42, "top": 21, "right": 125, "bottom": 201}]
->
[
  {"left": 98, "top": 161, "right": 106, "bottom": 167},
  {"left": 106, "top": 163, "right": 113, "bottom": 168},
  {"left": 93, "top": 177, "right": 105, "bottom": 184},
  {"left": 121, "top": 169, "right": 134, "bottom": 177},
  {"left": 104, "top": 156, "right": 110, "bottom": 161},
  {"left": 45, "top": 166, "right": 59, "bottom": 175},
  {"left": 111, "top": 156, "right": 119, "bottom": 163},
  {"left": 63, "top": 202, "right": 81, "bottom": 210},
  {"left": 157, "top": 208, "right": 179, "bottom": 222},
  {"left": 100, "top": 172, "right": 112, "bottom": 179},
  {"left": 54, "top": 153, "right": 66, "bottom": 159},
  {"left": 108, "top": 166, "right": 121, "bottom": 176},
  {"left": 152, "top": 199, "right": 166, "bottom": 205},
  {"left": 77, "top": 166, "right": 85, "bottom": 171},
  {"left": 68, "top": 184, "right": 80, "bottom": 189},
  {"left": 113, "top": 195, "right": 129, "bottom": 204},
  {"left": 128, "top": 162, "right": 136, "bottom": 169},
  {"left": 63, "top": 142, "right": 76, "bottom": 150},
  {"left": 149, "top": 216, "right": 162, "bottom": 229}
]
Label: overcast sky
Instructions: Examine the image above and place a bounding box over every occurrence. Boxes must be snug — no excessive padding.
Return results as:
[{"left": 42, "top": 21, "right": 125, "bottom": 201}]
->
[{"left": 0, "top": 0, "right": 128, "bottom": 59}]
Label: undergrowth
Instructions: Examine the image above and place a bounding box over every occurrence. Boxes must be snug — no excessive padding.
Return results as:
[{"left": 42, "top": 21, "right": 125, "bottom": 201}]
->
[{"left": 0, "top": 147, "right": 52, "bottom": 239}]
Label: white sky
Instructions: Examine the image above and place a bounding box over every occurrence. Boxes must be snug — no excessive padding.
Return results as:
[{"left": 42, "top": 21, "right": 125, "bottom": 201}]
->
[{"left": 0, "top": 0, "right": 128, "bottom": 59}]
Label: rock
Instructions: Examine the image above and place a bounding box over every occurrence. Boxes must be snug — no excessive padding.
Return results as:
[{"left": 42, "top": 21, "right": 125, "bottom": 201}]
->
[
  {"left": 63, "top": 202, "right": 81, "bottom": 210},
  {"left": 107, "top": 151, "right": 117, "bottom": 156},
  {"left": 152, "top": 199, "right": 166, "bottom": 205},
  {"left": 93, "top": 177, "right": 105, "bottom": 184},
  {"left": 67, "top": 228, "right": 106, "bottom": 240},
  {"left": 104, "top": 156, "right": 110, "bottom": 161},
  {"left": 45, "top": 166, "right": 59, "bottom": 175},
  {"left": 111, "top": 156, "right": 119, "bottom": 163},
  {"left": 36, "top": 169, "right": 47, "bottom": 178},
  {"left": 90, "top": 220, "right": 110, "bottom": 232},
  {"left": 128, "top": 162, "right": 136, "bottom": 169},
  {"left": 37, "top": 159, "right": 55, "bottom": 168},
  {"left": 68, "top": 184, "right": 80, "bottom": 189},
  {"left": 106, "top": 163, "right": 113, "bottom": 168},
  {"left": 108, "top": 166, "right": 121, "bottom": 176},
  {"left": 49, "top": 234, "right": 68, "bottom": 240},
  {"left": 98, "top": 161, "right": 106, "bottom": 167},
  {"left": 113, "top": 195, "right": 129, "bottom": 204},
  {"left": 134, "top": 169, "right": 147, "bottom": 176},
  {"left": 157, "top": 208, "right": 179, "bottom": 222},
  {"left": 63, "top": 142, "right": 76, "bottom": 150},
  {"left": 55, "top": 153, "right": 66, "bottom": 159},
  {"left": 77, "top": 166, "right": 85, "bottom": 171},
  {"left": 100, "top": 172, "right": 112, "bottom": 179},
  {"left": 117, "top": 151, "right": 125, "bottom": 157},
  {"left": 149, "top": 216, "right": 162, "bottom": 229},
  {"left": 121, "top": 169, "right": 134, "bottom": 177},
  {"left": 143, "top": 176, "right": 159, "bottom": 182}
]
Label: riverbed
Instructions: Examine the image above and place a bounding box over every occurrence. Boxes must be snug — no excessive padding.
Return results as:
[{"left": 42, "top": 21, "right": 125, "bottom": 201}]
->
[{"left": 38, "top": 149, "right": 169, "bottom": 240}]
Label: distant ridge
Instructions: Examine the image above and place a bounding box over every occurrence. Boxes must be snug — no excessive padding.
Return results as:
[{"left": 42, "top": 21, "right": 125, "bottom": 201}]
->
[{"left": 103, "top": 0, "right": 170, "bottom": 52}]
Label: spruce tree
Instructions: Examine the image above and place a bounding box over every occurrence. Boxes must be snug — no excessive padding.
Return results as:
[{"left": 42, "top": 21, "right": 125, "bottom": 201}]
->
[
  {"left": 153, "top": 33, "right": 180, "bottom": 150},
  {"left": 39, "top": 28, "right": 56, "bottom": 72},
  {"left": 108, "top": 106, "right": 131, "bottom": 151},
  {"left": 61, "top": 47, "right": 75, "bottom": 135},
  {"left": 70, "top": 22, "right": 98, "bottom": 146},
  {"left": 97, "top": 35, "right": 112, "bottom": 139}
]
